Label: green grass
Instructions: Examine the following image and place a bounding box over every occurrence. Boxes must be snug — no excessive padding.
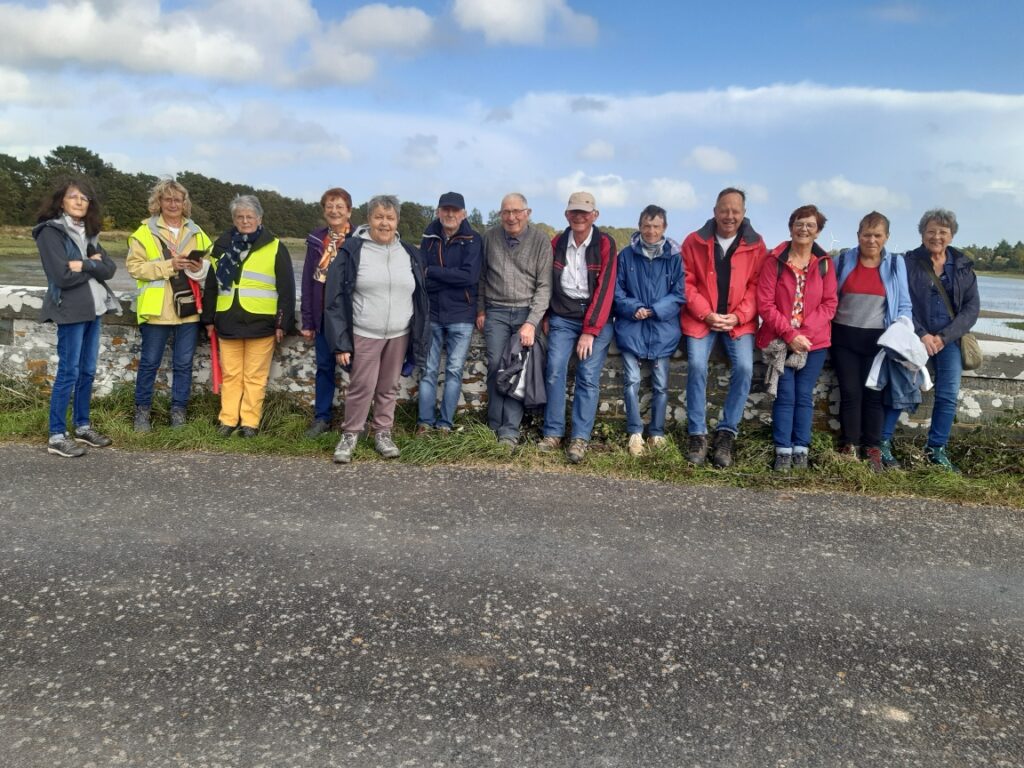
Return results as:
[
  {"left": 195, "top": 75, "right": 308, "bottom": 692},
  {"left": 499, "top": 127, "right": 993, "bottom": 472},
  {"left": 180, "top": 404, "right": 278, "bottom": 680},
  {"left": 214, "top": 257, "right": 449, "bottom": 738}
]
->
[
  {"left": 3, "top": 377, "right": 1022, "bottom": 509},
  {"left": 1007, "top": 321, "right": 1024, "bottom": 332}
]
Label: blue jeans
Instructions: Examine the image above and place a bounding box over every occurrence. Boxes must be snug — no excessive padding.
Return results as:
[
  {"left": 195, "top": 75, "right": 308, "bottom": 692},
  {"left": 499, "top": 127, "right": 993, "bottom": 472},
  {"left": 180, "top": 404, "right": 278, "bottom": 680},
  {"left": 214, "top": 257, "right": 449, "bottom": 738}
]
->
[
  {"left": 135, "top": 322, "right": 199, "bottom": 409},
  {"left": 771, "top": 349, "right": 827, "bottom": 449},
  {"left": 418, "top": 321, "right": 474, "bottom": 429},
  {"left": 543, "top": 316, "right": 613, "bottom": 441},
  {"left": 685, "top": 331, "right": 754, "bottom": 436},
  {"left": 883, "top": 341, "right": 962, "bottom": 448},
  {"left": 313, "top": 327, "right": 339, "bottom": 422},
  {"left": 49, "top": 317, "right": 101, "bottom": 435},
  {"left": 621, "top": 352, "right": 670, "bottom": 437},
  {"left": 483, "top": 306, "right": 531, "bottom": 440}
]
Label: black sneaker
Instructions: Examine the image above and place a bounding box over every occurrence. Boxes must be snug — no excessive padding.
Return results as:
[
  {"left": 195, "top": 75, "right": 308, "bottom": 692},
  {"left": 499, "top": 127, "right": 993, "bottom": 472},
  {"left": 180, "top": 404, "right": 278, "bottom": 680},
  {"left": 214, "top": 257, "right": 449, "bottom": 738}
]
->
[
  {"left": 791, "top": 452, "right": 809, "bottom": 470},
  {"left": 216, "top": 423, "right": 237, "bottom": 437},
  {"left": 305, "top": 419, "right": 332, "bottom": 438},
  {"left": 169, "top": 407, "right": 187, "bottom": 428},
  {"left": 686, "top": 434, "right": 708, "bottom": 466},
  {"left": 74, "top": 426, "right": 112, "bottom": 447},
  {"left": 133, "top": 407, "right": 152, "bottom": 433},
  {"left": 48, "top": 433, "right": 87, "bottom": 458},
  {"left": 772, "top": 452, "right": 792, "bottom": 472},
  {"left": 710, "top": 430, "right": 735, "bottom": 468},
  {"left": 238, "top": 426, "right": 259, "bottom": 438}
]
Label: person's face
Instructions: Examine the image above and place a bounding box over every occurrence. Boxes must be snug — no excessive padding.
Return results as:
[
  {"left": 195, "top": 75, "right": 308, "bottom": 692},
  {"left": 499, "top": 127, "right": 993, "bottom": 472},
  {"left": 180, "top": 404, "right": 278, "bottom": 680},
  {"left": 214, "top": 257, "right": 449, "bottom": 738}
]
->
[
  {"left": 63, "top": 186, "right": 90, "bottom": 219},
  {"left": 857, "top": 224, "right": 889, "bottom": 259},
  {"left": 437, "top": 205, "right": 466, "bottom": 236},
  {"left": 160, "top": 191, "right": 185, "bottom": 223},
  {"left": 790, "top": 216, "right": 820, "bottom": 246},
  {"left": 639, "top": 215, "right": 667, "bottom": 245},
  {"left": 323, "top": 196, "right": 351, "bottom": 231},
  {"left": 233, "top": 208, "right": 261, "bottom": 234},
  {"left": 369, "top": 205, "right": 399, "bottom": 244},
  {"left": 499, "top": 196, "right": 530, "bottom": 237},
  {"left": 922, "top": 221, "right": 954, "bottom": 257},
  {"left": 713, "top": 192, "right": 745, "bottom": 238},
  {"left": 565, "top": 209, "right": 598, "bottom": 238}
]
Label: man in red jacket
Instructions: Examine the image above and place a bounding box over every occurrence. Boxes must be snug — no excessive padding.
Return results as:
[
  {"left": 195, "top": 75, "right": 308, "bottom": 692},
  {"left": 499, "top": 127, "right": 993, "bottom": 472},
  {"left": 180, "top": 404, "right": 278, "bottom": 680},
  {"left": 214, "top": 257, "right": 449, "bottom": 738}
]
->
[{"left": 681, "top": 188, "right": 767, "bottom": 467}]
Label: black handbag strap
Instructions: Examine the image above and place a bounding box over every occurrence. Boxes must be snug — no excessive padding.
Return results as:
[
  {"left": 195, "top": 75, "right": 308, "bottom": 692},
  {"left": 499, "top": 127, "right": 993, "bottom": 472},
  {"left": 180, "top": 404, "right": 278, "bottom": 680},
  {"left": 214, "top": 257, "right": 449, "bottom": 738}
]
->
[{"left": 925, "top": 263, "right": 958, "bottom": 319}]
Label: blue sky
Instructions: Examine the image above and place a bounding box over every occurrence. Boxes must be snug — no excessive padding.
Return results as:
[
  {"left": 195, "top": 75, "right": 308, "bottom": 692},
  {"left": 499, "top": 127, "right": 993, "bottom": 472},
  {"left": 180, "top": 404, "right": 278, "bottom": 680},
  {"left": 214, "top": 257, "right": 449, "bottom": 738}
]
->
[{"left": 1, "top": 0, "right": 1022, "bottom": 250}]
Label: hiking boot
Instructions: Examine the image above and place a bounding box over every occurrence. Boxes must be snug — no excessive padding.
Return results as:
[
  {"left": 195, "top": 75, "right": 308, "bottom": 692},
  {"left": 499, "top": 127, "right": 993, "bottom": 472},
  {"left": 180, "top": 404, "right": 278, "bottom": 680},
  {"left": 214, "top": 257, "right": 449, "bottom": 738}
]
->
[
  {"left": 169, "top": 407, "right": 187, "bottom": 428},
  {"left": 566, "top": 438, "right": 588, "bottom": 464},
  {"left": 497, "top": 436, "right": 518, "bottom": 454},
  {"left": 333, "top": 432, "right": 358, "bottom": 464},
  {"left": 238, "top": 426, "right": 259, "bottom": 438},
  {"left": 647, "top": 435, "right": 668, "bottom": 450},
  {"left": 686, "top": 434, "right": 708, "bottom": 466},
  {"left": 791, "top": 452, "right": 809, "bottom": 470},
  {"left": 305, "top": 419, "right": 332, "bottom": 438},
  {"left": 74, "top": 426, "right": 112, "bottom": 448},
  {"left": 216, "top": 422, "right": 237, "bottom": 437},
  {"left": 836, "top": 444, "right": 859, "bottom": 461},
  {"left": 374, "top": 431, "right": 400, "bottom": 459},
  {"left": 133, "top": 407, "right": 152, "bottom": 433},
  {"left": 879, "top": 439, "right": 900, "bottom": 470},
  {"left": 537, "top": 436, "right": 563, "bottom": 453},
  {"left": 47, "top": 433, "right": 86, "bottom": 458},
  {"left": 864, "top": 447, "right": 885, "bottom": 473},
  {"left": 772, "top": 452, "right": 792, "bottom": 473},
  {"left": 627, "top": 433, "right": 645, "bottom": 457},
  {"left": 925, "top": 445, "right": 960, "bottom": 473},
  {"left": 710, "top": 430, "right": 735, "bottom": 468}
]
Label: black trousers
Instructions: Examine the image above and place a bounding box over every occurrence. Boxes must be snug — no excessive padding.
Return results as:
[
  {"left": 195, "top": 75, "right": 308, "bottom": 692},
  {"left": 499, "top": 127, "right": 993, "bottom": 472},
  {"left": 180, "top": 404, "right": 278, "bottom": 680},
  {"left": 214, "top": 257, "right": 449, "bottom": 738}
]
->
[{"left": 831, "top": 325, "right": 885, "bottom": 449}]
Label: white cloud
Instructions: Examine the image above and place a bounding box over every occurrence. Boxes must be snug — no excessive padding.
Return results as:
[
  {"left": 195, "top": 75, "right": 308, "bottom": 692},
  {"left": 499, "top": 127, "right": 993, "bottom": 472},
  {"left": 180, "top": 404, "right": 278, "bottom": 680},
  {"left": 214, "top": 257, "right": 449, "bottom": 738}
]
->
[
  {"left": 744, "top": 184, "right": 770, "bottom": 205},
  {"left": 0, "top": 67, "right": 31, "bottom": 103},
  {"left": 687, "top": 145, "right": 738, "bottom": 173},
  {"left": 579, "top": 140, "right": 615, "bottom": 161},
  {"left": 452, "top": 0, "right": 597, "bottom": 45},
  {"left": 798, "top": 176, "right": 910, "bottom": 211},
  {"left": 337, "top": 4, "right": 434, "bottom": 48},
  {"left": 556, "top": 171, "right": 629, "bottom": 208},
  {"left": 647, "top": 178, "right": 699, "bottom": 210}
]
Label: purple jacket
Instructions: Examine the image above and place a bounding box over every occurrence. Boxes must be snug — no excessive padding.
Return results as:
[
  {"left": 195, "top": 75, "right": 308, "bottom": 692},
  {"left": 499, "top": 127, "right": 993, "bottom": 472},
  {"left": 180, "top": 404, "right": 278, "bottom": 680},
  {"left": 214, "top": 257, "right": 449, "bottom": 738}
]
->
[{"left": 301, "top": 226, "right": 347, "bottom": 332}]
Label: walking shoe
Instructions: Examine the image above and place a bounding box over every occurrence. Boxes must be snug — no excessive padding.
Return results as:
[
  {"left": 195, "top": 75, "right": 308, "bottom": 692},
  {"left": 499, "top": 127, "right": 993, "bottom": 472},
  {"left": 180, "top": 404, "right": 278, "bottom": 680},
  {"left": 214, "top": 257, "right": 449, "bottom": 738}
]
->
[
  {"left": 627, "top": 433, "right": 645, "bottom": 457},
  {"left": 864, "top": 447, "right": 885, "bottom": 474},
  {"left": 566, "top": 438, "right": 588, "bottom": 464},
  {"left": 333, "top": 432, "right": 359, "bottom": 464},
  {"left": 925, "top": 445, "right": 960, "bottom": 473},
  {"left": 47, "top": 433, "right": 86, "bottom": 458},
  {"left": 133, "top": 407, "right": 152, "bottom": 433},
  {"left": 437, "top": 426, "right": 452, "bottom": 436},
  {"left": 772, "top": 452, "right": 792, "bottom": 472},
  {"left": 497, "top": 436, "right": 518, "bottom": 454},
  {"left": 647, "top": 435, "right": 668, "bottom": 450},
  {"left": 74, "top": 426, "right": 112, "bottom": 448},
  {"left": 415, "top": 423, "right": 433, "bottom": 437},
  {"left": 537, "top": 436, "right": 563, "bottom": 453},
  {"left": 305, "top": 419, "right": 331, "bottom": 438},
  {"left": 374, "top": 431, "right": 400, "bottom": 459},
  {"left": 879, "top": 439, "right": 900, "bottom": 470},
  {"left": 686, "top": 434, "right": 708, "bottom": 466},
  {"left": 169, "top": 407, "right": 187, "bottom": 428},
  {"left": 238, "top": 426, "right": 259, "bottom": 438},
  {"left": 710, "top": 430, "right": 735, "bottom": 468},
  {"left": 216, "top": 422, "right": 237, "bottom": 437},
  {"left": 791, "top": 451, "right": 809, "bottom": 470},
  {"left": 836, "top": 444, "right": 859, "bottom": 461}
]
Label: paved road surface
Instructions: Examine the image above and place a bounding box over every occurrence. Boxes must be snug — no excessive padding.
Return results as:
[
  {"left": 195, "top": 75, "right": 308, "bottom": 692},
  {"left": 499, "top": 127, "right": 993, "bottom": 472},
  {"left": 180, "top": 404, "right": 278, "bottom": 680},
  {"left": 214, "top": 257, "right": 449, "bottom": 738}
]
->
[{"left": 0, "top": 443, "right": 1021, "bottom": 767}]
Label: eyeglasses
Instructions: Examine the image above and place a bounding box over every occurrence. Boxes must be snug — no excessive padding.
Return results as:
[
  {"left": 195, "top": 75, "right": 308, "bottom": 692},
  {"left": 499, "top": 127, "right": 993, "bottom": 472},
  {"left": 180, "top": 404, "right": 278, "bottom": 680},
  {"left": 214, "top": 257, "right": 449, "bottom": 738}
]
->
[
  {"left": 161, "top": 197, "right": 184, "bottom": 205},
  {"left": 500, "top": 208, "right": 529, "bottom": 217},
  {"left": 64, "top": 193, "right": 90, "bottom": 203},
  {"left": 792, "top": 222, "right": 818, "bottom": 232}
]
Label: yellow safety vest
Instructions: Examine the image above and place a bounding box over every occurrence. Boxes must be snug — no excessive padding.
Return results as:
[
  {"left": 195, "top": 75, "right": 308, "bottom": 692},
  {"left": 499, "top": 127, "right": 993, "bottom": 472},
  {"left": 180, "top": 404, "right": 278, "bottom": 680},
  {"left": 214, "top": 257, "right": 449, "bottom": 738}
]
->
[
  {"left": 213, "top": 239, "right": 281, "bottom": 315},
  {"left": 129, "top": 217, "right": 212, "bottom": 322}
]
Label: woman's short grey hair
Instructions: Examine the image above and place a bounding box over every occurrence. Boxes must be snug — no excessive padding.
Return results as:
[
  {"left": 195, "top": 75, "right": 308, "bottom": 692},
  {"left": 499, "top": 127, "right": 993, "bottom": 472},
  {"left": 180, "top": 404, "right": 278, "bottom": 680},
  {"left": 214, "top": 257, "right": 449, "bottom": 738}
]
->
[
  {"left": 230, "top": 194, "right": 263, "bottom": 219},
  {"left": 918, "top": 208, "right": 958, "bottom": 236},
  {"left": 367, "top": 194, "right": 400, "bottom": 221}
]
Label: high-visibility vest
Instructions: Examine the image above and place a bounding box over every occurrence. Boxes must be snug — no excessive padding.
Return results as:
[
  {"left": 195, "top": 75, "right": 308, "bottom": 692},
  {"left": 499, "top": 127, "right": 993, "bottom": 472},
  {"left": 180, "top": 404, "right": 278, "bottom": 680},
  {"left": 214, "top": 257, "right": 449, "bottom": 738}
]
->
[
  {"left": 129, "top": 217, "right": 211, "bottom": 322},
  {"left": 213, "top": 239, "right": 281, "bottom": 315}
]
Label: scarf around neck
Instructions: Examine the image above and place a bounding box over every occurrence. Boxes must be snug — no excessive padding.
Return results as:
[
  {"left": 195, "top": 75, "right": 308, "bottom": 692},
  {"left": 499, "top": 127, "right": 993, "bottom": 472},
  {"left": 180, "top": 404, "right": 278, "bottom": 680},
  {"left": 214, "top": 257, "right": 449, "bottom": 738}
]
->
[{"left": 216, "top": 226, "right": 263, "bottom": 291}]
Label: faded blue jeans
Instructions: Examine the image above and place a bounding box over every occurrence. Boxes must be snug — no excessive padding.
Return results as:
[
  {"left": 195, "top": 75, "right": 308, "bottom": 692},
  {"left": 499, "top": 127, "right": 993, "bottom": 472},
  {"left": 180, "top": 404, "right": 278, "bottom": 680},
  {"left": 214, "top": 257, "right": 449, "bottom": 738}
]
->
[
  {"left": 882, "top": 339, "right": 962, "bottom": 448},
  {"left": 542, "top": 315, "right": 613, "bottom": 442},
  {"left": 418, "top": 322, "right": 474, "bottom": 430},
  {"left": 771, "top": 349, "right": 827, "bottom": 450},
  {"left": 685, "top": 331, "right": 754, "bottom": 436},
  {"left": 135, "top": 322, "right": 199, "bottom": 409},
  {"left": 49, "top": 316, "right": 101, "bottom": 436},
  {"left": 621, "top": 352, "right": 671, "bottom": 437}
]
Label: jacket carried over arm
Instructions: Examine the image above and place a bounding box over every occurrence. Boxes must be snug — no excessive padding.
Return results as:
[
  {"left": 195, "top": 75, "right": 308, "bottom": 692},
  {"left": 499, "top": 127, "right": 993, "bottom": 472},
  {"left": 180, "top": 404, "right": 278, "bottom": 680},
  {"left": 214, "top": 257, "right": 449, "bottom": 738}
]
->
[
  {"left": 903, "top": 245, "right": 980, "bottom": 345},
  {"left": 34, "top": 219, "right": 117, "bottom": 325},
  {"left": 549, "top": 225, "right": 617, "bottom": 336},
  {"left": 681, "top": 217, "right": 766, "bottom": 339},
  {"left": 755, "top": 241, "right": 838, "bottom": 352},
  {"left": 420, "top": 217, "right": 482, "bottom": 326}
]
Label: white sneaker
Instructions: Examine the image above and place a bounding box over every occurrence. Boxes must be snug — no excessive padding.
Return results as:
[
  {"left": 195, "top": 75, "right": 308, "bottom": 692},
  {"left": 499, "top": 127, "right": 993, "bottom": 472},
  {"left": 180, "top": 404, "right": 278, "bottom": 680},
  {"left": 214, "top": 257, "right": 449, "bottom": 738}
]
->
[
  {"left": 647, "top": 435, "right": 667, "bottom": 450},
  {"left": 628, "top": 433, "right": 645, "bottom": 457}
]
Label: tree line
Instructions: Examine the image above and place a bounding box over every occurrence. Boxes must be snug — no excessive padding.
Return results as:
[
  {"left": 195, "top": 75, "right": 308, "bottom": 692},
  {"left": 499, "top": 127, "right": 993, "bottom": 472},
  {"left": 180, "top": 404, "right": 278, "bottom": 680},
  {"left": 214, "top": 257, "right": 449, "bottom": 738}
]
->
[{"left": 1, "top": 145, "right": 1020, "bottom": 272}]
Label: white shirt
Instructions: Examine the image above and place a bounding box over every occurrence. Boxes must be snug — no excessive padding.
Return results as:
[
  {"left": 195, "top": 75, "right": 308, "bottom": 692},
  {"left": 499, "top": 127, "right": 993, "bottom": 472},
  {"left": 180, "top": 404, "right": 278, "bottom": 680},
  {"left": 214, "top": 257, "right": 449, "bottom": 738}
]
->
[
  {"left": 716, "top": 234, "right": 737, "bottom": 253},
  {"left": 561, "top": 228, "right": 593, "bottom": 300}
]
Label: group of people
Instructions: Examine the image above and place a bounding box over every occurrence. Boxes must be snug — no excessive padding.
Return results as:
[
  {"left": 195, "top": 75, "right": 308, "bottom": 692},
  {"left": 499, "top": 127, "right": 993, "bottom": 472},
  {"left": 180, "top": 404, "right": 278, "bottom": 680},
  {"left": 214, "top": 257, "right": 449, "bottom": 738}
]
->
[{"left": 34, "top": 178, "right": 979, "bottom": 473}]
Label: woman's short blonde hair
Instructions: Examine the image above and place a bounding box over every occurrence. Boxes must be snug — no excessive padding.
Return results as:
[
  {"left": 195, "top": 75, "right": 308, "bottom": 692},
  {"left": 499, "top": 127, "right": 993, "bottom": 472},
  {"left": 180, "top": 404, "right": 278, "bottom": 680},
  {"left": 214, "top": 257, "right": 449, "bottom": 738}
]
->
[{"left": 147, "top": 178, "right": 192, "bottom": 218}]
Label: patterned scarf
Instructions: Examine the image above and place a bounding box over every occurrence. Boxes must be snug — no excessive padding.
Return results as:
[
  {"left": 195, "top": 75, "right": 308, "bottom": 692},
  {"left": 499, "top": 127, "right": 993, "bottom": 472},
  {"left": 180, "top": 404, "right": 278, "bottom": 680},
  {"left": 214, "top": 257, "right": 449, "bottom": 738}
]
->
[
  {"left": 314, "top": 226, "right": 349, "bottom": 283},
  {"left": 216, "top": 226, "right": 262, "bottom": 291}
]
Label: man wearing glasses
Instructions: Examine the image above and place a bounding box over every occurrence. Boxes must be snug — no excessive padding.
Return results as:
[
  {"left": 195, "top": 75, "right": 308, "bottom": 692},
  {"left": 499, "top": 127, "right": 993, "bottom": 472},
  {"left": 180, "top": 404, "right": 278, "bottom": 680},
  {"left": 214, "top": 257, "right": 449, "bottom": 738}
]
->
[
  {"left": 536, "top": 191, "right": 617, "bottom": 464},
  {"left": 681, "top": 187, "right": 767, "bottom": 468},
  {"left": 476, "top": 192, "right": 552, "bottom": 448}
]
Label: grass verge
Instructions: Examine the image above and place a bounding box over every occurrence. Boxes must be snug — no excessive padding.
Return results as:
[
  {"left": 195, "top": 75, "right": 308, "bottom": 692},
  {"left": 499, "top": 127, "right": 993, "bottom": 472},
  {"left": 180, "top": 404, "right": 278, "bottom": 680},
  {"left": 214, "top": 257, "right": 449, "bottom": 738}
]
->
[{"left": 2, "top": 377, "right": 1022, "bottom": 509}]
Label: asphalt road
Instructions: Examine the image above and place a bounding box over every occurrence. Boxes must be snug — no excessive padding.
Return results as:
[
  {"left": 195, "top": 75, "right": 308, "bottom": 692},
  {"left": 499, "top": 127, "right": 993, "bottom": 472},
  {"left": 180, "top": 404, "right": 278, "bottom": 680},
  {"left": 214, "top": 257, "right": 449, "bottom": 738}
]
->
[{"left": 0, "top": 443, "right": 1021, "bottom": 767}]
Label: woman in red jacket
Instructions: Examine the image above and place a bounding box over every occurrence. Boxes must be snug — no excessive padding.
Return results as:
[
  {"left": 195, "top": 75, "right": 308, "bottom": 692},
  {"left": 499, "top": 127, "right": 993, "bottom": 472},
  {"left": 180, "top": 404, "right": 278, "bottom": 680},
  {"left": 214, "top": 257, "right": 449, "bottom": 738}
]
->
[{"left": 756, "top": 205, "right": 838, "bottom": 471}]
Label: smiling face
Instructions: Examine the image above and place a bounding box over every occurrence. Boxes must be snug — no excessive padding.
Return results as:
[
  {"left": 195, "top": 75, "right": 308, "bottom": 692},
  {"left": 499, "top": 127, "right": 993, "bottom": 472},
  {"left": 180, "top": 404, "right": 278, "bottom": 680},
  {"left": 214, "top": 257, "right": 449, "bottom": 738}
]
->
[
  {"left": 499, "top": 194, "right": 530, "bottom": 237},
  {"left": 437, "top": 205, "right": 466, "bottom": 237},
  {"left": 62, "top": 186, "right": 90, "bottom": 219},
  {"left": 160, "top": 191, "right": 185, "bottom": 226},
  {"left": 233, "top": 207, "right": 261, "bottom": 235},
  {"left": 858, "top": 223, "right": 889, "bottom": 260},
  {"left": 713, "top": 192, "right": 745, "bottom": 239},
  {"left": 922, "top": 220, "right": 954, "bottom": 257},
  {"left": 323, "top": 196, "right": 351, "bottom": 233},
  {"left": 789, "top": 216, "right": 820, "bottom": 247},
  {"left": 368, "top": 205, "right": 399, "bottom": 244},
  {"left": 639, "top": 215, "right": 667, "bottom": 245}
]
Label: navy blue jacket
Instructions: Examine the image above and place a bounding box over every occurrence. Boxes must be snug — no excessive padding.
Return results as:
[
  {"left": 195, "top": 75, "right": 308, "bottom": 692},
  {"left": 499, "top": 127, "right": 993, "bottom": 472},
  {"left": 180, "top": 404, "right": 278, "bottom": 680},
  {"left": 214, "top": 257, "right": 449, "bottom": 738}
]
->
[
  {"left": 613, "top": 233, "right": 686, "bottom": 359},
  {"left": 419, "top": 218, "right": 482, "bottom": 325},
  {"left": 903, "top": 245, "right": 980, "bottom": 344}
]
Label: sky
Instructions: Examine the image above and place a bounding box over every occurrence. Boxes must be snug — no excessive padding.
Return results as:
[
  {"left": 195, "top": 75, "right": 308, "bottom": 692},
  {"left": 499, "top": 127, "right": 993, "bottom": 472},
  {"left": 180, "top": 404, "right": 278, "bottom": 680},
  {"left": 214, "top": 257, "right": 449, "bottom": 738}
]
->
[{"left": 1, "top": 0, "right": 1023, "bottom": 251}]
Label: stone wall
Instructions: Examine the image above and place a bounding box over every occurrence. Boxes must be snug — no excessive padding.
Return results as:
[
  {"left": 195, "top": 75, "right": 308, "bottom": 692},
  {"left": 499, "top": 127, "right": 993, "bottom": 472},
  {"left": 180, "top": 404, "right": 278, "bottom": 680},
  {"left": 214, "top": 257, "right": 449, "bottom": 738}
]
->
[{"left": 2, "top": 286, "right": 1022, "bottom": 434}]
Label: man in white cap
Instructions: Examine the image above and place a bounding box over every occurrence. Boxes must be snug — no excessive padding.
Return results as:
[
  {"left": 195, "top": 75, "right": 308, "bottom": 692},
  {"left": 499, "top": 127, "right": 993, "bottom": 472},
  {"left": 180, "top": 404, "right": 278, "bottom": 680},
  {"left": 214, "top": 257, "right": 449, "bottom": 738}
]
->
[{"left": 537, "top": 191, "right": 618, "bottom": 463}]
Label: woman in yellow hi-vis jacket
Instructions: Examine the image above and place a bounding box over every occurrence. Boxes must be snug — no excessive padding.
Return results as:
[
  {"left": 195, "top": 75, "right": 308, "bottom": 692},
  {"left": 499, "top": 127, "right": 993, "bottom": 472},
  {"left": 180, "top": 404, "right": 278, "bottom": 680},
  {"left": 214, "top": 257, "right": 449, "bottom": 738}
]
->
[
  {"left": 201, "top": 195, "right": 294, "bottom": 437},
  {"left": 127, "top": 178, "right": 212, "bottom": 431}
]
